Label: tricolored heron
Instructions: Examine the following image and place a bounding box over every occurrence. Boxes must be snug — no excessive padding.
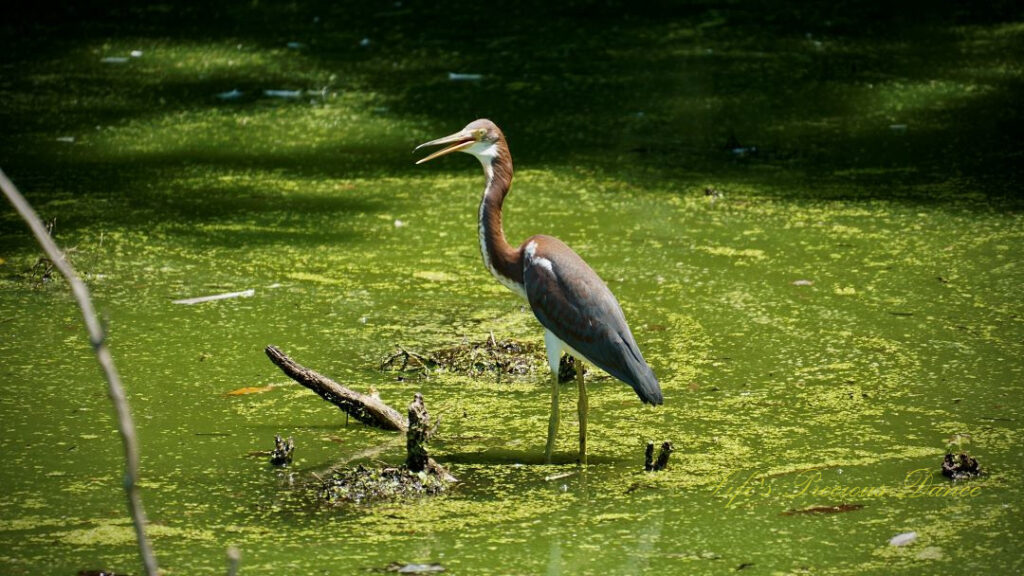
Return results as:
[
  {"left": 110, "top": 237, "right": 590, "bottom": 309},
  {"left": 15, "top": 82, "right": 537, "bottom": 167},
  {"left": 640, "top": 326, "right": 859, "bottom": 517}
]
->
[{"left": 415, "top": 119, "right": 662, "bottom": 464}]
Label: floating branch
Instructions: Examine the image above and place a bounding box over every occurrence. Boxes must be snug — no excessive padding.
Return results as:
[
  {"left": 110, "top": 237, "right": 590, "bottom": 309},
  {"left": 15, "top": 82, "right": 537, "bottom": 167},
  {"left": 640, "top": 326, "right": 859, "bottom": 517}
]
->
[{"left": 266, "top": 345, "right": 407, "bottom": 432}]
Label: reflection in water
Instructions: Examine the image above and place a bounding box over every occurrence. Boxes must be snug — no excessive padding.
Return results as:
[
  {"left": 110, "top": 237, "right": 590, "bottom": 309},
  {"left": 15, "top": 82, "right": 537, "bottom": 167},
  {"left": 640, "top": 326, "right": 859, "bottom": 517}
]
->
[
  {"left": 546, "top": 535, "right": 562, "bottom": 576},
  {"left": 624, "top": 507, "right": 664, "bottom": 573}
]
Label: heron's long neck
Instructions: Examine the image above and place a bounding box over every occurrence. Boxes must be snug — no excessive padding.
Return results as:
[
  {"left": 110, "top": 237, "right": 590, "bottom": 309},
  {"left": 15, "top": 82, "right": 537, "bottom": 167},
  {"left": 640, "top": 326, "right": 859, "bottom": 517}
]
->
[{"left": 478, "top": 145, "right": 525, "bottom": 295}]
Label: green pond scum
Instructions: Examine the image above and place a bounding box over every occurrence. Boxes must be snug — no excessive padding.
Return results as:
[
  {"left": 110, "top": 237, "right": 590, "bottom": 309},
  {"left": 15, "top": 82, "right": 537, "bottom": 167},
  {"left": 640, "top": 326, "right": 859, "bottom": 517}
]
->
[{"left": 0, "top": 1, "right": 1021, "bottom": 574}]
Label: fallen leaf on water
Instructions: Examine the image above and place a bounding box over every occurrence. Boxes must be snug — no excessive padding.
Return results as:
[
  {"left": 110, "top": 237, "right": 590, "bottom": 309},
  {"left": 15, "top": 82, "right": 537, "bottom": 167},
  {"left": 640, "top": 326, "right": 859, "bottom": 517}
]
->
[
  {"left": 225, "top": 386, "right": 274, "bottom": 396},
  {"left": 782, "top": 504, "right": 864, "bottom": 515}
]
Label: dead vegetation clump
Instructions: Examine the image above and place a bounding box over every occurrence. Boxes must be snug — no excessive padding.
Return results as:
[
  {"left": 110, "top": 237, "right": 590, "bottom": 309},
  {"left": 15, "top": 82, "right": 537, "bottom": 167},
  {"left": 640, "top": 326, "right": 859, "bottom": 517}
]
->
[
  {"left": 380, "top": 334, "right": 581, "bottom": 383},
  {"left": 317, "top": 465, "right": 449, "bottom": 505},
  {"left": 380, "top": 333, "right": 543, "bottom": 379},
  {"left": 942, "top": 452, "right": 983, "bottom": 480}
]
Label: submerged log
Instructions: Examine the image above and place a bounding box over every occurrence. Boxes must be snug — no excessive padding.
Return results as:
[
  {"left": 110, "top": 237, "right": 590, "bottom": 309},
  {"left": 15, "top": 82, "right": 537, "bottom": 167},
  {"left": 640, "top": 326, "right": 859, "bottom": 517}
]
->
[{"left": 265, "top": 345, "right": 406, "bottom": 432}]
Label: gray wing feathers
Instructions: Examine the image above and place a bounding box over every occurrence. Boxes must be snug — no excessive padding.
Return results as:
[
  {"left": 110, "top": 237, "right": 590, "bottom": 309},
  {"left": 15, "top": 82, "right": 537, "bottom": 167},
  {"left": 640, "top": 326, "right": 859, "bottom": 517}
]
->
[{"left": 523, "top": 237, "right": 663, "bottom": 405}]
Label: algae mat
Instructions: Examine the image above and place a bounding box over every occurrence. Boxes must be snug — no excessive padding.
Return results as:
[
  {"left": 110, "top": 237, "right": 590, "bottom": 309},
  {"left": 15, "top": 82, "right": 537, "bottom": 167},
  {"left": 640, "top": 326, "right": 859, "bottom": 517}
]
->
[{"left": 1, "top": 1, "right": 1021, "bottom": 574}]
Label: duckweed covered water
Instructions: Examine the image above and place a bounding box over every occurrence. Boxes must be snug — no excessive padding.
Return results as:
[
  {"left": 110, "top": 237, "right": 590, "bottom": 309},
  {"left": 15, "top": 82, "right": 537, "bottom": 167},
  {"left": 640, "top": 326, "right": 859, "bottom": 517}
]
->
[{"left": 1, "top": 2, "right": 1021, "bottom": 574}]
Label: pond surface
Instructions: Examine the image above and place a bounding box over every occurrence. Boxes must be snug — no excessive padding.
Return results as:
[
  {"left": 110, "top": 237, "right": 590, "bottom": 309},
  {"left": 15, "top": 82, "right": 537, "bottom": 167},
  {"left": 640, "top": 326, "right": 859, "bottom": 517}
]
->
[{"left": 1, "top": 2, "right": 1021, "bottom": 574}]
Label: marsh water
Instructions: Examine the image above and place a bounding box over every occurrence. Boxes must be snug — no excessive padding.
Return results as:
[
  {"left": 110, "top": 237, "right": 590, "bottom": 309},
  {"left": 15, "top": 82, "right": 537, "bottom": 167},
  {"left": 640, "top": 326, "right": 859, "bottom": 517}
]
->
[{"left": 1, "top": 2, "right": 1021, "bottom": 574}]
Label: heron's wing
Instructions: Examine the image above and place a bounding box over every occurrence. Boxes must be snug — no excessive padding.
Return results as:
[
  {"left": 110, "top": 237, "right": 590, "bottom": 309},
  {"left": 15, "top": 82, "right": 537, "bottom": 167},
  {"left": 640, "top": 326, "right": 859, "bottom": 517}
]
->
[{"left": 523, "top": 236, "right": 662, "bottom": 405}]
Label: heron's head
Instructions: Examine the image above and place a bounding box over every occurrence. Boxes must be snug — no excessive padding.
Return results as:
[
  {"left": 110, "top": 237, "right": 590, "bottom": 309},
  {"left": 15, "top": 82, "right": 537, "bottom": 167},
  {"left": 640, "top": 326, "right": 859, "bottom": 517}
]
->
[{"left": 414, "top": 119, "right": 505, "bottom": 165}]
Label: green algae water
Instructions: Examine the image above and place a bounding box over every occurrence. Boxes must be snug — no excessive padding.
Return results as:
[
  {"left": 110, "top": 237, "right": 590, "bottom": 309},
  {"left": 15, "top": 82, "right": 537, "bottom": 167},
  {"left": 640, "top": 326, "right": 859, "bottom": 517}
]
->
[{"left": 1, "top": 2, "right": 1021, "bottom": 574}]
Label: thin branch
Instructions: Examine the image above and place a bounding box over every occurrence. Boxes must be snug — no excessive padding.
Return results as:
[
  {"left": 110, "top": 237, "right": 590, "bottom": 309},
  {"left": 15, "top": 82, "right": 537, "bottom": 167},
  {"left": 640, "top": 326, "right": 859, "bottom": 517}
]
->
[{"left": 0, "top": 169, "right": 158, "bottom": 576}]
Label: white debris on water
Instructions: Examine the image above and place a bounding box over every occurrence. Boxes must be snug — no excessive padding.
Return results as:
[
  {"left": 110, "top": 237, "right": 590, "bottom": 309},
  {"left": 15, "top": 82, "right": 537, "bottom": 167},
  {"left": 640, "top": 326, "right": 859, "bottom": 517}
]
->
[
  {"left": 448, "top": 72, "right": 483, "bottom": 81},
  {"left": 889, "top": 531, "right": 917, "bottom": 547},
  {"left": 264, "top": 89, "right": 303, "bottom": 99},
  {"left": 217, "top": 89, "right": 244, "bottom": 100},
  {"left": 173, "top": 289, "right": 255, "bottom": 305}
]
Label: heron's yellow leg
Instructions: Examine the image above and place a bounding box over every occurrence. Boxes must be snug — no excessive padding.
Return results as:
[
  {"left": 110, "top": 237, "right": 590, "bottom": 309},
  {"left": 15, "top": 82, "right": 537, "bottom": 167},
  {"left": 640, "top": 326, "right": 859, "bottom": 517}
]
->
[
  {"left": 577, "top": 358, "right": 588, "bottom": 465},
  {"left": 545, "top": 372, "right": 560, "bottom": 464}
]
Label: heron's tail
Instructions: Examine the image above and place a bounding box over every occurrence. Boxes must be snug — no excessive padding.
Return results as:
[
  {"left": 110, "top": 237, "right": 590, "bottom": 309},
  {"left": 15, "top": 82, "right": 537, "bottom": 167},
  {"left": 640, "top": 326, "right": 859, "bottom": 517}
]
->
[
  {"left": 638, "top": 371, "right": 663, "bottom": 405},
  {"left": 628, "top": 362, "right": 663, "bottom": 405},
  {"left": 613, "top": 334, "right": 663, "bottom": 405}
]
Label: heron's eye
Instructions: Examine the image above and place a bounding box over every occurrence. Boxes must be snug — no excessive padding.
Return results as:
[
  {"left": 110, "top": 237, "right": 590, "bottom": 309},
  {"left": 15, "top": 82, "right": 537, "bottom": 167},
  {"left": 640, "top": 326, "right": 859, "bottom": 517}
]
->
[{"left": 474, "top": 129, "right": 487, "bottom": 140}]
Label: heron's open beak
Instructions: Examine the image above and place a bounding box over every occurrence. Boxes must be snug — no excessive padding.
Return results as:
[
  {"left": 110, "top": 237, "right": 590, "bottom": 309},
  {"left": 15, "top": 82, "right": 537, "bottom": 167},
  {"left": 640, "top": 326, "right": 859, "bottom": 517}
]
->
[{"left": 414, "top": 130, "right": 475, "bottom": 164}]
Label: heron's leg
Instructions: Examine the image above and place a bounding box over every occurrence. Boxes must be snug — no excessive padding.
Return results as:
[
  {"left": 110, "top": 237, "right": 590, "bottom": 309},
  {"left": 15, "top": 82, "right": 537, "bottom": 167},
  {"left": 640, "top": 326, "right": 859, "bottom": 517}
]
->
[
  {"left": 545, "top": 371, "right": 560, "bottom": 464},
  {"left": 576, "top": 358, "right": 588, "bottom": 465}
]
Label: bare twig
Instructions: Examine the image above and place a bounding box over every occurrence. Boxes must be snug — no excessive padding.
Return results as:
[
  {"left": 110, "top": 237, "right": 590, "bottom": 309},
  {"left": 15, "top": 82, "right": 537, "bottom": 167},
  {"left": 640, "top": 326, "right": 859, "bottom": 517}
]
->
[{"left": 0, "top": 169, "right": 158, "bottom": 575}]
